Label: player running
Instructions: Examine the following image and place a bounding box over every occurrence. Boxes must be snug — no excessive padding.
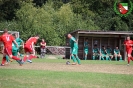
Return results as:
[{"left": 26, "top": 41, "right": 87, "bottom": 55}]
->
[
  {"left": 124, "top": 36, "right": 133, "bottom": 66},
  {"left": 67, "top": 34, "right": 81, "bottom": 65},
  {"left": 0, "top": 29, "right": 23, "bottom": 66},
  {"left": 23, "top": 35, "right": 39, "bottom": 63},
  {"left": 6, "top": 33, "right": 24, "bottom": 63}
]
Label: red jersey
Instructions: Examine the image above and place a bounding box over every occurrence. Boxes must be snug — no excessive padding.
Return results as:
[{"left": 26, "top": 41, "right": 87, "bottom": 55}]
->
[
  {"left": 0, "top": 33, "right": 15, "bottom": 48},
  {"left": 25, "top": 37, "right": 37, "bottom": 45},
  {"left": 40, "top": 42, "right": 46, "bottom": 48},
  {"left": 124, "top": 40, "right": 133, "bottom": 50}
]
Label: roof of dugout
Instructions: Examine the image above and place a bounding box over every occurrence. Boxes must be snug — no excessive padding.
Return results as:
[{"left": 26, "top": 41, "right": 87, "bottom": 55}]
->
[{"left": 68, "top": 29, "right": 133, "bottom": 35}]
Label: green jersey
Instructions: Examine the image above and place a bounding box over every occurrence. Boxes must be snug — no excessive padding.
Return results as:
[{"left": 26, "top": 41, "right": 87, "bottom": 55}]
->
[
  {"left": 114, "top": 49, "right": 120, "bottom": 54},
  {"left": 106, "top": 48, "right": 112, "bottom": 54},
  {"left": 93, "top": 48, "right": 99, "bottom": 53},
  {"left": 100, "top": 48, "right": 107, "bottom": 54},
  {"left": 12, "top": 38, "right": 23, "bottom": 51},
  {"left": 84, "top": 41, "right": 89, "bottom": 50},
  {"left": 69, "top": 37, "right": 78, "bottom": 48}
]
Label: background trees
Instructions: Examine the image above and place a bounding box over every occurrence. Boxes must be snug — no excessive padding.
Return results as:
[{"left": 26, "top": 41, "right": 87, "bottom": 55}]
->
[{"left": 0, "top": 0, "right": 133, "bottom": 45}]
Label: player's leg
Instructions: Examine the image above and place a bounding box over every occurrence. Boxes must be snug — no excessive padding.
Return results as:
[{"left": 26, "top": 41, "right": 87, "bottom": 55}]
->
[
  {"left": 127, "top": 48, "right": 132, "bottom": 65},
  {"left": 74, "top": 48, "right": 81, "bottom": 65},
  {"left": 118, "top": 55, "right": 122, "bottom": 61},
  {"left": 93, "top": 53, "right": 95, "bottom": 60},
  {"left": 71, "top": 48, "right": 77, "bottom": 65},
  {"left": 84, "top": 51, "right": 88, "bottom": 60},
  {"left": 1, "top": 53, "right": 7, "bottom": 66},
  {"left": 114, "top": 54, "right": 117, "bottom": 61},
  {"left": 101, "top": 54, "right": 105, "bottom": 60},
  {"left": 40, "top": 48, "right": 43, "bottom": 58}
]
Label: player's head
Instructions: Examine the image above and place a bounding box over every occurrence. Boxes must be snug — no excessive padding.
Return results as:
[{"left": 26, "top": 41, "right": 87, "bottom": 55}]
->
[
  {"left": 42, "top": 39, "right": 45, "bottom": 42},
  {"left": 126, "top": 36, "right": 130, "bottom": 40},
  {"left": 85, "top": 38, "right": 88, "bottom": 42},
  {"left": 3, "top": 28, "right": 8, "bottom": 33},
  {"left": 67, "top": 34, "right": 72, "bottom": 39},
  {"left": 94, "top": 44, "right": 97, "bottom": 48},
  {"left": 102, "top": 46, "right": 105, "bottom": 49},
  {"left": 116, "top": 46, "right": 118, "bottom": 49},
  {"left": 14, "top": 33, "right": 18, "bottom": 38},
  {"left": 35, "top": 34, "right": 39, "bottom": 39}
]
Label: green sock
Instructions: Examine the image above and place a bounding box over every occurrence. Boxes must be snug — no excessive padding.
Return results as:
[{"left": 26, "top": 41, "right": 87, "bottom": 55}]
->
[
  {"left": 6, "top": 55, "right": 9, "bottom": 62},
  {"left": 85, "top": 56, "right": 87, "bottom": 60},
  {"left": 115, "top": 57, "right": 117, "bottom": 61},
  {"left": 75, "top": 55, "right": 81, "bottom": 64},
  {"left": 93, "top": 56, "right": 95, "bottom": 60},
  {"left": 120, "top": 57, "right": 122, "bottom": 61}
]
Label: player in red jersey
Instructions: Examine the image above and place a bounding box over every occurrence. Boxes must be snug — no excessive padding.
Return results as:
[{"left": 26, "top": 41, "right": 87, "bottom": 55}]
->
[
  {"left": 124, "top": 36, "right": 133, "bottom": 66},
  {"left": 0, "top": 29, "right": 23, "bottom": 66},
  {"left": 23, "top": 35, "right": 39, "bottom": 63}
]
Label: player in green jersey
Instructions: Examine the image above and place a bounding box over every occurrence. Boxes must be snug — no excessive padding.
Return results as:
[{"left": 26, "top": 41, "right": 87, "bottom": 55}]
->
[
  {"left": 84, "top": 38, "right": 89, "bottom": 60},
  {"left": 100, "top": 46, "right": 108, "bottom": 60},
  {"left": 106, "top": 46, "right": 113, "bottom": 60},
  {"left": 92, "top": 45, "right": 100, "bottom": 60},
  {"left": 67, "top": 34, "right": 81, "bottom": 65},
  {"left": 114, "top": 46, "right": 122, "bottom": 61}
]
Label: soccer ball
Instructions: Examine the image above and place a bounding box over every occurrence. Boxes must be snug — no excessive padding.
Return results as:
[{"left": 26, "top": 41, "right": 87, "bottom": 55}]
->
[{"left": 66, "top": 61, "right": 70, "bottom": 65}]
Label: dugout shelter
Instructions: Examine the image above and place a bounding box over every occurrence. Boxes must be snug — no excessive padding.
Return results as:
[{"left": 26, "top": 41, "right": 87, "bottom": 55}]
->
[{"left": 65, "top": 30, "right": 133, "bottom": 61}]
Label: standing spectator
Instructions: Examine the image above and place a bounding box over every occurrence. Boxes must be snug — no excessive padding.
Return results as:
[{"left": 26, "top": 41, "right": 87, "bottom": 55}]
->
[
  {"left": 40, "top": 39, "right": 46, "bottom": 58},
  {"left": 84, "top": 38, "right": 89, "bottom": 60},
  {"left": 67, "top": 34, "right": 81, "bottom": 65},
  {"left": 114, "top": 46, "right": 122, "bottom": 61},
  {"left": 0, "top": 29, "right": 23, "bottom": 66},
  {"left": 124, "top": 36, "right": 133, "bottom": 65},
  {"left": 23, "top": 35, "right": 39, "bottom": 63}
]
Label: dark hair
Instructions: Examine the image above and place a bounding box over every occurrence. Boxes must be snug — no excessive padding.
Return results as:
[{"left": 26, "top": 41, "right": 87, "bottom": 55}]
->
[{"left": 3, "top": 28, "right": 8, "bottom": 33}]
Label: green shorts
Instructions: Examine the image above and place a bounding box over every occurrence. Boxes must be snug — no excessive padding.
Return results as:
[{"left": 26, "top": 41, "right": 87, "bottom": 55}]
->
[
  {"left": 12, "top": 50, "right": 18, "bottom": 56},
  {"left": 84, "top": 49, "right": 88, "bottom": 54},
  {"left": 72, "top": 47, "right": 78, "bottom": 55}
]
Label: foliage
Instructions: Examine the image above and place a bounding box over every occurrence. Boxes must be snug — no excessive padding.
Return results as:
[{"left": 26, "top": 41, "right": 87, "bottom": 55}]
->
[{"left": 0, "top": 0, "right": 133, "bottom": 45}]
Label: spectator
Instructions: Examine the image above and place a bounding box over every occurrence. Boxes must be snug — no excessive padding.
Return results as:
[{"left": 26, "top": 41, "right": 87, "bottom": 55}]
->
[{"left": 40, "top": 39, "right": 46, "bottom": 58}]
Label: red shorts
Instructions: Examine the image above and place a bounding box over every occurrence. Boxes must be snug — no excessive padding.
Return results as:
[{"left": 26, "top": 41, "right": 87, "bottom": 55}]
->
[
  {"left": 126, "top": 48, "right": 132, "bottom": 55},
  {"left": 24, "top": 44, "right": 33, "bottom": 53},
  {"left": 4, "top": 47, "right": 12, "bottom": 56}
]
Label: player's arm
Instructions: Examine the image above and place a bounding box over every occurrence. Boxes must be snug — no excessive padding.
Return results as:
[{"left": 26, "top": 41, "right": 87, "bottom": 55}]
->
[
  {"left": 13, "top": 40, "right": 18, "bottom": 48},
  {"left": 31, "top": 42, "right": 35, "bottom": 55},
  {"left": 20, "top": 39, "right": 24, "bottom": 48},
  {"left": 71, "top": 37, "right": 77, "bottom": 43}
]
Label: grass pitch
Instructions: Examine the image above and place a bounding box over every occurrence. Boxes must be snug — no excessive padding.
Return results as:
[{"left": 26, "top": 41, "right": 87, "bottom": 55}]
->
[{"left": 0, "top": 58, "right": 133, "bottom": 88}]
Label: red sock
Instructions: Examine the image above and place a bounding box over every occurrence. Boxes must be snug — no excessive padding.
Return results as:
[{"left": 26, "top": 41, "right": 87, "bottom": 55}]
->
[
  {"left": 29, "top": 55, "right": 37, "bottom": 60},
  {"left": 23, "top": 56, "right": 28, "bottom": 62},
  {"left": 1, "top": 57, "right": 6, "bottom": 65},
  {"left": 12, "top": 56, "right": 20, "bottom": 60},
  {"left": 128, "top": 57, "right": 130, "bottom": 64}
]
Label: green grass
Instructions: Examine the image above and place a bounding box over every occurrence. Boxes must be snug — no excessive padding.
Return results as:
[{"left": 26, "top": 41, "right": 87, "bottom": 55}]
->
[{"left": 0, "top": 58, "right": 133, "bottom": 88}]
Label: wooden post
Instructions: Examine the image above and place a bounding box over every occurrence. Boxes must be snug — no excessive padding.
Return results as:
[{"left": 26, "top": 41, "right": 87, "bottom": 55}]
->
[{"left": 124, "top": 36, "right": 127, "bottom": 61}]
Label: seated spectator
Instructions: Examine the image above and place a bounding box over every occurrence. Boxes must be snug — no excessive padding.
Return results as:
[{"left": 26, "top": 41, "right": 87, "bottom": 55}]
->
[
  {"left": 92, "top": 45, "right": 100, "bottom": 60},
  {"left": 100, "top": 46, "right": 108, "bottom": 60},
  {"left": 114, "top": 46, "right": 122, "bottom": 61},
  {"left": 106, "top": 46, "right": 113, "bottom": 60}
]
